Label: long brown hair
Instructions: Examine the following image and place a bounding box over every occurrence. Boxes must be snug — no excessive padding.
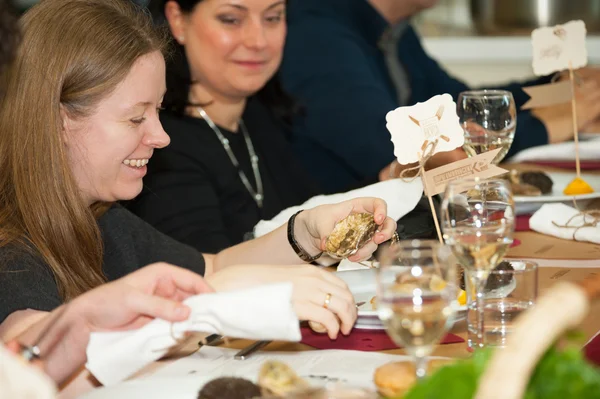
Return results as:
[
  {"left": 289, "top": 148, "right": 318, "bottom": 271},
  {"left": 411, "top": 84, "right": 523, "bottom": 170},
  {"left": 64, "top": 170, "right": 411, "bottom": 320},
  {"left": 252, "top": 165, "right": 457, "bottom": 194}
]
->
[{"left": 0, "top": 0, "right": 169, "bottom": 300}]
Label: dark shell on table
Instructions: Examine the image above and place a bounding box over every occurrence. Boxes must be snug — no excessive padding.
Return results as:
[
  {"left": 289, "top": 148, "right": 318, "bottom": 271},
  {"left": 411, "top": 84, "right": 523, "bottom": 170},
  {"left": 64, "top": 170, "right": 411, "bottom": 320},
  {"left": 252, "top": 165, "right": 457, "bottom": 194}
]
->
[
  {"left": 505, "top": 169, "right": 553, "bottom": 196},
  {"left": 325, "top": 213, "right": 378, "bottom": 259},
  {"left": 520, "top": 171, "right": 553, "bottom": 195},
  {"left": 198, "top": 377, "right": 262, "bottom": 399},
  {"left": 485, "top": 261, "right": 515, "bottom": 291}
]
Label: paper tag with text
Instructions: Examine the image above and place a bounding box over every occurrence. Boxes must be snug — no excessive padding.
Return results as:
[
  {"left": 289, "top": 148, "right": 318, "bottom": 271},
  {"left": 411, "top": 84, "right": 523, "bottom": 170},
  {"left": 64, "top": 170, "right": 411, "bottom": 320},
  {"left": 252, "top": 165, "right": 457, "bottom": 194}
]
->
[
  {"left": 521, "top": 80, "right": 573, "bottom": 110},
  {"left": 532, "top": 20, "right": 587, "bottom": 76},
  {"left": 386, "top": 93, "right": 464, "bottom": 165},
  {"left": 421, "top": 149, "right": 507, "bottom": 196}
]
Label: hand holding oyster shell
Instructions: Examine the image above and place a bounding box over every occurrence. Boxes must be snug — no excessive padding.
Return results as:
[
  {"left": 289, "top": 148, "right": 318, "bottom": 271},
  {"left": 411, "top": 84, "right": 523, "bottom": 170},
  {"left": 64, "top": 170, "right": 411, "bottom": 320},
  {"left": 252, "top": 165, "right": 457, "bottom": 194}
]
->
[{"left": 299, "top": 197, "right": 396, "bottom": 262}]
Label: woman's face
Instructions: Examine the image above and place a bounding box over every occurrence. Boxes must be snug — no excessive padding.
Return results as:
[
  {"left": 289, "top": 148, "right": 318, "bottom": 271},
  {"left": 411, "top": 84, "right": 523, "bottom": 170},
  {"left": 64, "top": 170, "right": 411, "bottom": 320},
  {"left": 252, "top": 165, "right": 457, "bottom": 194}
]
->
[
  {"left": 168, "top": 0, "right": 286, "bottom": 101},
  {"left": 63, "top": 51, "right": 170, "bottom": 204}
]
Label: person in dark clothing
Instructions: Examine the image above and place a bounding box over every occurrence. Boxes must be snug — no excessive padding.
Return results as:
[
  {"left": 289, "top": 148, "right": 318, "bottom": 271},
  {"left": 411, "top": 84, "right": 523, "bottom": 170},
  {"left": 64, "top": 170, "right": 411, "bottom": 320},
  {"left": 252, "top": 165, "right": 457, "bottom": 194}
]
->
[
  {"left": 280, "top": 0, "right": 600, "bottom": 193},
  {"left": 1, "top": 0, "right": 397, "bottom": 368},
  {"left": 129, "top": 0, "right": 463, "bottom": 253}
]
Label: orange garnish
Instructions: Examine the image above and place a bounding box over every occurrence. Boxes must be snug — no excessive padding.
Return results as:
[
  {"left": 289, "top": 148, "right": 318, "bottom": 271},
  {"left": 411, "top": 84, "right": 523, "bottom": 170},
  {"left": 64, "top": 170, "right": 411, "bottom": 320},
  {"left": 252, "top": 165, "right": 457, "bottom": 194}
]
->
[
  {"left": 563, "top": 177, "right": 595, "bottom": 195},
  {"left": 457, "top": 290, "right": 467, "bottom": 306}
]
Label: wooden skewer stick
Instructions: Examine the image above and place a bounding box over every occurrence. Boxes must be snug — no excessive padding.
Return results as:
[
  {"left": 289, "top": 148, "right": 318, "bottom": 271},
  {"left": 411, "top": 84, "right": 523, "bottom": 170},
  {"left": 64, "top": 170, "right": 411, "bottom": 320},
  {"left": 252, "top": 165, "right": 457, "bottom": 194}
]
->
[
  {"left": 569, "top": 61, "right": 581, "bottom": 178},
  {"left": 420, "top": 164, "right": 443, "bottom": 243}
]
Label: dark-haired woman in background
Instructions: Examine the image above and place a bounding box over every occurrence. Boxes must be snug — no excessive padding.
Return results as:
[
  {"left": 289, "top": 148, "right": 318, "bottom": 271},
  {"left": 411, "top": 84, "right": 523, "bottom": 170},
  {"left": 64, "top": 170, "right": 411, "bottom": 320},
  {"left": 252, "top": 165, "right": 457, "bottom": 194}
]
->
[
  {"left": 129, "top": 0, "right": 463, "bottom": 254},
  {"left": 129, "top": 0, "right": 320, "bottom": 254}
]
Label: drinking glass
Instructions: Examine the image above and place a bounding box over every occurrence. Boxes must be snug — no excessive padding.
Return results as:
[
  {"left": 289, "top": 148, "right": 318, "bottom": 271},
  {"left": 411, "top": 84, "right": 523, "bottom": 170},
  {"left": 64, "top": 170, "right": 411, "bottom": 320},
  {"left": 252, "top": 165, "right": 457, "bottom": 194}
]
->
[
  {"left": 465, "top": 260, "right": 538, "bottom": 348},
  {"left": 441, "top": 178, "right": 515, "bottom": 349},
  {"left": 376, "top": 240, "right": 458, "bottom": 380},
  {"left": 457, "top": 90, "right": 516, "bottom": 165}
]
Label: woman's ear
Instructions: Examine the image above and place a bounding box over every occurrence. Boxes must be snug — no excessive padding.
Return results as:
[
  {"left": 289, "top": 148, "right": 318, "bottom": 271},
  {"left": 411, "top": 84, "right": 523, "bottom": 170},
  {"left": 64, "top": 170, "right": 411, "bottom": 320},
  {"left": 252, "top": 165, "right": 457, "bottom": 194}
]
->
[{"left": 164, "top": 1, "right": 186, "bottom": 45}]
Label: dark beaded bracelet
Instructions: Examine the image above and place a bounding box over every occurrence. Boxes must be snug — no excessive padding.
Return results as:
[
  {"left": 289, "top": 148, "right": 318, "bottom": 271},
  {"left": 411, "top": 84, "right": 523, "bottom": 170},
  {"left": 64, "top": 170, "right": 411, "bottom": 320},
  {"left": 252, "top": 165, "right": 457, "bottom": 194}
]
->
[{"left": 287, "top": 210, "right": 323, "bottom": 263}]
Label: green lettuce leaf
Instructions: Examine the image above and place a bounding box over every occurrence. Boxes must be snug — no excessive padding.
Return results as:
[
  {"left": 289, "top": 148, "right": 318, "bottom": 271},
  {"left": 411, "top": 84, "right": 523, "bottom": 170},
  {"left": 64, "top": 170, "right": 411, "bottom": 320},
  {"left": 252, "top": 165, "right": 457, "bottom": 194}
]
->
[{"left": 404, "top": 346, "right": 600, "bottom": 399}]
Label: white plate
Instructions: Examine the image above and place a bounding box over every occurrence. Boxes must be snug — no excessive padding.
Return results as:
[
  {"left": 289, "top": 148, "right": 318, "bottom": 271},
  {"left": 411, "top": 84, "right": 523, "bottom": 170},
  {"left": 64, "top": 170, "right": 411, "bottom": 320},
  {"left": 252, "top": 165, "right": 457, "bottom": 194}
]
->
[
  {"left": 335, "top": 269, "right": 466, "bottom": 330},
  {"left": 514, "top": 172, "right": 600, "bottom": 204},
  {"left": 514, "top": 172, "right": 600, "bottom": 215}
]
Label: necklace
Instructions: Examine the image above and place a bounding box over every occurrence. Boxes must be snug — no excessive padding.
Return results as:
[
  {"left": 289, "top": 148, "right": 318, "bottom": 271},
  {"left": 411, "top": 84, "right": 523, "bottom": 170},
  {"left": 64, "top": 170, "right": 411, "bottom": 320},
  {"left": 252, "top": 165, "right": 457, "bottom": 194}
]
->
[{"left": 196, "top": 106, "right": 264, "bottom": 208}]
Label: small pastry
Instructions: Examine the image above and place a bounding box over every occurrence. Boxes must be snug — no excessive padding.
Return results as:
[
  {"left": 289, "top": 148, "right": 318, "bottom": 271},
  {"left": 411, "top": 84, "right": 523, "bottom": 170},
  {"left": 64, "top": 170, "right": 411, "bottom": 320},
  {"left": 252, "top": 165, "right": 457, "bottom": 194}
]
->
[{"left": 374, "top": 359, "right": 455, "bottom": 398}]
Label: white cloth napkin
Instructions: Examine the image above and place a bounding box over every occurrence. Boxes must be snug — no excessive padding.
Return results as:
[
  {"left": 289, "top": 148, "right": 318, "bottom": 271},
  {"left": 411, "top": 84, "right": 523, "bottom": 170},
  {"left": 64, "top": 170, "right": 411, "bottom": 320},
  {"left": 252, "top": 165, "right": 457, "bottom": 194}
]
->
[
  {"left": 509, "top": 136, "right": 600, "bottom": 163},
  {"left": 86, "top": 283, "right": 301, "bottom": 386},
  {"left": 529, "top": 203, "right": 600, "bottom": 244},
  {"left": 253, "top": 179, "right": 423, "bottom": 238}
]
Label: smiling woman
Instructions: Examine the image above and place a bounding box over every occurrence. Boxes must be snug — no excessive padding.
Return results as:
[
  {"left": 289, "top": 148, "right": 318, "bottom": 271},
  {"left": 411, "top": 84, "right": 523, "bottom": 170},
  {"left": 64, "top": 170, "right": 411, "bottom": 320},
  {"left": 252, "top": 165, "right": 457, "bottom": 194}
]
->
[
  {"left": 0, "top": 0, "right": 172, "bottom": 302},
  {"left": 0, "top": 2, "right": 395, "bottom": 394},
  {"left": 64, "top": 51, "right": 170, "bottom": 204}
]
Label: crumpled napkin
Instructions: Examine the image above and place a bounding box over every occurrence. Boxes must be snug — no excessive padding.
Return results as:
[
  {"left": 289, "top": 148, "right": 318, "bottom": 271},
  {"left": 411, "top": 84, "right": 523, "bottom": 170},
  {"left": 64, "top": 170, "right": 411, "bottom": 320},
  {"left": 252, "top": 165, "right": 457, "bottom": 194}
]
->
[
  {"left": 253, "top": 179, "right": 423, "bottom": 238},
  {"left": 85, "top": 283, "right": 300, "bottom": 386},
  {"left": 529, "top": 203, "right": 600, "bottom": 244}
]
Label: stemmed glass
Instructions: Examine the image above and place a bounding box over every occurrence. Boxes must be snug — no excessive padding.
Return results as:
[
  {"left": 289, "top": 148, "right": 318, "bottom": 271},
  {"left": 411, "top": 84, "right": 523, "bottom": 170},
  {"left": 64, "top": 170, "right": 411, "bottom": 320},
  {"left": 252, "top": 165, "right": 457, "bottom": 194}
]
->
[
  {"left": 441, "top": 178, "right": 515, "bottom": 349},
  {"left": 457, "top": 90, "right": 516, "bottom": 165},
  {"left": 376, "top": 240, "right": 458, "bottom": 380}
]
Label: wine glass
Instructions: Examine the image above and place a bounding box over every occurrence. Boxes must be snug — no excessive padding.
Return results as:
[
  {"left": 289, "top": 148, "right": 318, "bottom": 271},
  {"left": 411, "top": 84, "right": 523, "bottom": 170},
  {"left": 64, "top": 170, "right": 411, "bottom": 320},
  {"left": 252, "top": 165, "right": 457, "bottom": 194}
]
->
[
  {"left": 457, "top": 90, "right": 516, "bottom": 165},
  {"left": 376, "top": 240, "right": 458, "bottom": 380},
  {"left": 441, "top": 178, "right": 515, "bottom": 349}
]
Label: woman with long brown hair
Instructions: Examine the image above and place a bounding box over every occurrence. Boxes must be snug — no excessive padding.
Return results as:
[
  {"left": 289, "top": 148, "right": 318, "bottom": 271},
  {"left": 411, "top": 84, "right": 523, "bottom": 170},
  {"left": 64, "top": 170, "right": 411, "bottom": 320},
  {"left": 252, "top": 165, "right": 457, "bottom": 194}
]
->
[{"left": 0, "top": 0, "right": 396, "bottom": 349}]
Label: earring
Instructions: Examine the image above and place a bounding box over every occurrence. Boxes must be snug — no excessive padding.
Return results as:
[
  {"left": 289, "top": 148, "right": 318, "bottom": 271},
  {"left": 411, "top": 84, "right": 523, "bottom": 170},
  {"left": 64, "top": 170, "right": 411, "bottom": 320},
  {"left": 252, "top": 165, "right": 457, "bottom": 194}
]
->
[{"left": 178, "top": 36, "right": 184, "bottom": 43}]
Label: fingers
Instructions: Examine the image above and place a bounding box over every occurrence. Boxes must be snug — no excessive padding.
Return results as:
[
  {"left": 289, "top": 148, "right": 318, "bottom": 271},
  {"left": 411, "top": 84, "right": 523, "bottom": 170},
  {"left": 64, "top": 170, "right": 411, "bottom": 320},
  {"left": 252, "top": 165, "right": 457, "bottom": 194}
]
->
[
  {"left": 317, "top": 290, "right": 357, "bottom": 335},
  {"left": 299, "top": 303, "right": 340, "bottom": 339},
  {"left": 137, "top": 263, "right": 215, "bottom": 297},
  {"left": 375, "top": 216, "right": 397, "bottom": 244},
  {"left": 291, "top": 269, "right": 357, "bottom": 338},
  {"left": 312, "top": 278, "right": 357, "bottom": 335},
  {"left": 125, "top": 290, "right": 191, "bottom": 323},
  {"left": 349, "top": 216, "right": 396, "bottom": 261},
  {"left": 345, "top": 197, "right": 388, "bottom": 225}
]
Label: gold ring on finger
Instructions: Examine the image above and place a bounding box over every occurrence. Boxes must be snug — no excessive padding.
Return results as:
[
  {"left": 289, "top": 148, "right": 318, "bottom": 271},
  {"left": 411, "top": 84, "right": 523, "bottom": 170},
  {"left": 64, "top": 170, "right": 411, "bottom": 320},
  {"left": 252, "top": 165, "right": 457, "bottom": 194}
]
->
[{"left": 323, "top": 293, "right": 332, "bottom": 309}]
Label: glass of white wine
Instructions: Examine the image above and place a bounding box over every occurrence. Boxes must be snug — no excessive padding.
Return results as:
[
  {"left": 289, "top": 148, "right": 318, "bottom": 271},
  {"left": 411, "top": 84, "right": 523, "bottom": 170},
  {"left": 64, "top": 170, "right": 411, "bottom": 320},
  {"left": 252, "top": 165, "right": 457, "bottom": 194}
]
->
[
  {"left": 441, "top": 177, "right": 515, "bottom": 349},
  {"left": 457, "top": 89, "right": 516, "bottom": 165},
  {"left": 376, "top": 240, "right": 458, "bottom": 380}
]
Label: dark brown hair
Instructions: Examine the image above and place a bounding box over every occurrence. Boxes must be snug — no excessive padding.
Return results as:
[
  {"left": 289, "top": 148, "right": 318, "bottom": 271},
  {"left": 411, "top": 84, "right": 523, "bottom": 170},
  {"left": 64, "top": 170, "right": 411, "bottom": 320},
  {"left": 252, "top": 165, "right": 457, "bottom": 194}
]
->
[{"left": 149, "top": 0, "right": 299, "bottom": 125}]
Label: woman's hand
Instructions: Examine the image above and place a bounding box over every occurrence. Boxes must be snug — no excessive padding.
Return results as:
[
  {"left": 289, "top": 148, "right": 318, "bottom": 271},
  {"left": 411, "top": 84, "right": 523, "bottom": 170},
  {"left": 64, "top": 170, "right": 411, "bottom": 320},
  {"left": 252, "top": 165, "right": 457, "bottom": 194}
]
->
[
  {"left": 533, "top": 79, "right": 600, "bottom": 143},
  {"left": 15, "top": 263, "right": 212, "bottom": 384},
  {"left": 72, "top": 262, "right": 213, "bottom": 332},
  {"left": 295, "top": 197, "right": 397, "bottom": 262},
  {"left": 205, "top": 264, "right": 357, "bottom": 339}
]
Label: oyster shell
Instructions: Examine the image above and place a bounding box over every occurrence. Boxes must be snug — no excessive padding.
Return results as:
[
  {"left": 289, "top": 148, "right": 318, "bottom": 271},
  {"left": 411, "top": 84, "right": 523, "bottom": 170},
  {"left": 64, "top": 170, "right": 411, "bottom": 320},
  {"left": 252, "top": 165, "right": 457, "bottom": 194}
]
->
[
  {"left": 325, "top": 213, "right": 378, "bottom": 259},
  {"left": 258, "top": 360, "right": 308, "bottom": 397},
  {"left": 503, "top": 169, "right": 553, "bottom": 196}
]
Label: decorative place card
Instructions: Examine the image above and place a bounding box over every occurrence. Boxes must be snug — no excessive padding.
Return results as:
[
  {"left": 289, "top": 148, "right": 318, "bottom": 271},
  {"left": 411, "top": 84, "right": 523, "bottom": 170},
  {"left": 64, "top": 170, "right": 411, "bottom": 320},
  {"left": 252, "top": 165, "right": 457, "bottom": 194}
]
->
[
  {"left": 422, "top": 149, "right": 508, "bottom": 196},
  {"left": 521, "top": 80, "right": 572, "bottom": 110},
  {"left": 532, "top": 20, "right": 587, "bottom": 76},
  {"left": 386, "top": 93, "right": 464, "bottom": 165}
]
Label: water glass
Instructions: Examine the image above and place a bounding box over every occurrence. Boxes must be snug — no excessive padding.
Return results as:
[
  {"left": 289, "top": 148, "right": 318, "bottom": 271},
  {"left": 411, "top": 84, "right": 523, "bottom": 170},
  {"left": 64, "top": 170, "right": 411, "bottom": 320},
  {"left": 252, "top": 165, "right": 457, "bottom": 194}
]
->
[
  {"left": 441, "top": 177, "right": 515, "bottom": 349},
  {"left": 376, "top": 240, "right": 458, "bottom": 380},
  {"left": 465, "top": 260, "right": 538, "bottom": 348},
  {"left": 457, "top": 89, "right": 516, "bottom": 164}
]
